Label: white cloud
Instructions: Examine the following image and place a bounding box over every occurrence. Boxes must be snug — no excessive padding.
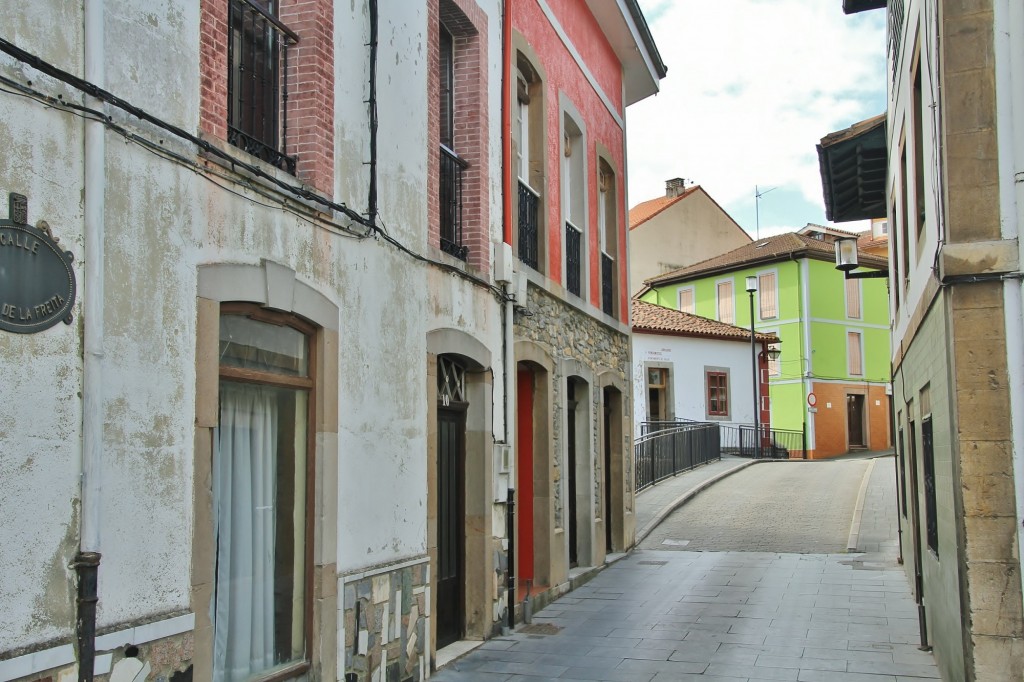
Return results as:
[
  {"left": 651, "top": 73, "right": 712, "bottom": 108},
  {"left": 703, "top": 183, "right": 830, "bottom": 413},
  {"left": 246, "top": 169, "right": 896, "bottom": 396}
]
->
[{"left": 627, "top": 1, "right": 886, "bottom": 232}]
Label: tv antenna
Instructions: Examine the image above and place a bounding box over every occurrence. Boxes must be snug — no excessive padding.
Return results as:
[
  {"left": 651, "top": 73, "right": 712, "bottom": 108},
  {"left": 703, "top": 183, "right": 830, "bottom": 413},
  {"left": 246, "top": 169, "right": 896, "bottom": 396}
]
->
[{"left": 755, "top": 185, "right": 777, "bottom": 240}]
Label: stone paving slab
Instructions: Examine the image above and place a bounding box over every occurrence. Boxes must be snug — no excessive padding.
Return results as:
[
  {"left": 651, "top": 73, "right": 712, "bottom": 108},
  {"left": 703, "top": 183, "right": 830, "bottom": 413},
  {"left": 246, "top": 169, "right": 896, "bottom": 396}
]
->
[{"left": 431, "top": 455, "right": 940, "bottom": 681}]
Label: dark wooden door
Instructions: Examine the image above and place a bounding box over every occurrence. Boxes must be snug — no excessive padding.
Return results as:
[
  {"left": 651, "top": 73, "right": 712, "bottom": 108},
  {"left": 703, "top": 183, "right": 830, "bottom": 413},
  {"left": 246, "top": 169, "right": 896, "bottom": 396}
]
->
[
  {"left": 516, "top": 369, "right": 535, "bottom": 588},
  {"left": 603, "top": 388, "right": 613, "bottom": 553},
  {"left": 567, "top": 382, "right": 578, "bottom": 568},
  {"left": 847, "top": 394, "right": 866, "bottom": 448},
  {"left": 436, "top": 407, "right": 465, "bottom": 649}
]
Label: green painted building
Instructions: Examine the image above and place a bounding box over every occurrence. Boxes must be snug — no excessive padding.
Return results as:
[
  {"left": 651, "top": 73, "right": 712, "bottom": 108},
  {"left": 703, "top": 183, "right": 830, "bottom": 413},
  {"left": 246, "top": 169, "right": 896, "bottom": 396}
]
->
[{"left": 639, "top": 228, "right": 890, "bottom": 458}]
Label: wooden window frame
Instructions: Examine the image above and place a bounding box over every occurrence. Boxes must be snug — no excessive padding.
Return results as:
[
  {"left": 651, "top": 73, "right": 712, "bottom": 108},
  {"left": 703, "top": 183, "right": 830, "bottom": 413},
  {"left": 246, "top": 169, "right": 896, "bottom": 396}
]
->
[{"left": 706, "top": 370, "right": 729, "bottom": 418}]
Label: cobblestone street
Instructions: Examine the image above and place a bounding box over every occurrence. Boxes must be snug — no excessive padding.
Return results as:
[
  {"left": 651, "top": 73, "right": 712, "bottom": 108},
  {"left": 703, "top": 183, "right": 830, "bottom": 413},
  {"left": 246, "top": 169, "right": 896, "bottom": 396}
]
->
[{"left": 431, "top": 456, "right": 940, "bottom": 681}]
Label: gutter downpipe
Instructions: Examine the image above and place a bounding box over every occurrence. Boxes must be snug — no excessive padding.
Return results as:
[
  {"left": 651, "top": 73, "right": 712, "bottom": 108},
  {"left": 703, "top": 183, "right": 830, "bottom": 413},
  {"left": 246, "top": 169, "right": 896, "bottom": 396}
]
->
[
  {"left": 502, "top": 0, "right": 516, "bottom": 632},
  {"left": 77, "top": 1, "right": 106, "bottom": 679}
]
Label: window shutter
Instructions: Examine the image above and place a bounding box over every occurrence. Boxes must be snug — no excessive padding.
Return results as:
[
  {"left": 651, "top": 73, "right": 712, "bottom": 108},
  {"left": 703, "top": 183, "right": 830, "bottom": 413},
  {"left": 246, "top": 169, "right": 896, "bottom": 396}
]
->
[
  {"left": 758, "top": 273, "right": 777, "bottom": 319},
  {"left": 846, "top": 278, "right": 861, "bottom": 319},
  {"left": 717, "top": 281, "right": 734, "bottom": 324},
  {"left": 848, "top": 331, "right": 863, "bottom": 375},
  {"left": 678, "top": 288, "right": 694, "bottom": 314}
]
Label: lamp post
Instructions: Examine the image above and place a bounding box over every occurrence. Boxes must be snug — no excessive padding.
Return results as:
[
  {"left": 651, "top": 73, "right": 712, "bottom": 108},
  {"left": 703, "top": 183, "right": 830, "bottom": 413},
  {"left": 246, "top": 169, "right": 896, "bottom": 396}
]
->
[{"left": 745, "top": 275, "right": 759, "bottom": 459}]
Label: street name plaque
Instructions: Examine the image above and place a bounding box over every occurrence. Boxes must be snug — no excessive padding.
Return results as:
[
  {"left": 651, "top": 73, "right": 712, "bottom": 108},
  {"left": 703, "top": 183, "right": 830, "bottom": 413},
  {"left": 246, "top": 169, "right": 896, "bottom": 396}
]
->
[{"left": 0, "top": 193, "right": 76, "bottom": 334}]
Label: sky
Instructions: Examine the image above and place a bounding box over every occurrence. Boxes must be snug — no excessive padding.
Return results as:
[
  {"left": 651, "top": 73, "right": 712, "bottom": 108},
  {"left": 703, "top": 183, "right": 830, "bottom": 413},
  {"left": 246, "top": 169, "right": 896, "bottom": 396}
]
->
[{"left": 626, "top": 1, "right": 887, "bottom": 239}]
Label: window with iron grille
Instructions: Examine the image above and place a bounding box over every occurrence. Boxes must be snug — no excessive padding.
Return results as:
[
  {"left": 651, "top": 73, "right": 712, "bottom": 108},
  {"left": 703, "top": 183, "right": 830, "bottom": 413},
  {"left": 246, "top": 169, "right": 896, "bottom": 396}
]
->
[
  {"left": 514, "top": 54, "right": 543, "bottom": 273},
  {"left": 598, "top": 161, "right": 617, "bottom": 317},
  {"left": 565, "top": 221, "right": 582, "bottom": 297},
  {"left": 227, "top": 0, "right": 298, "bottom": 174}
]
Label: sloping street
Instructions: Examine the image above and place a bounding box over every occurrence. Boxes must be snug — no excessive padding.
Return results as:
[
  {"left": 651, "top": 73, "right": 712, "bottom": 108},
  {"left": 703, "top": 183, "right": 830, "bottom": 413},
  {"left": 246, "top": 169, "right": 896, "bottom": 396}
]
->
[{"left": 432, "top": 456, "right": 939, "bottom": 681}]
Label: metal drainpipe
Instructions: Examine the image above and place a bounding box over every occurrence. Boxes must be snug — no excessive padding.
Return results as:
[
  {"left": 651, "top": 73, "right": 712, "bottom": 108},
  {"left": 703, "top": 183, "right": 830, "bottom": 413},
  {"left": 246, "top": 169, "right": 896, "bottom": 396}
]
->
[{"left": 78, "top": 1, "right": 106, "bottom": 679}]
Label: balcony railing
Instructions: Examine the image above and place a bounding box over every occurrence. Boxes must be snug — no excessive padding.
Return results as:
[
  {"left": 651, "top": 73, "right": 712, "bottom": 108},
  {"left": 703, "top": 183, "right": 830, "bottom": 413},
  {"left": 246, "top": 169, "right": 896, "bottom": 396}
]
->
[
  {"left": 518, "top": 181, "right": 540, "bottom": 270},
  {"left": 601, "top": 251, "right": 614, "bottom": 316},
  {"left": 227, "top": 0, "right": 298, "bottom": 174},
  {"left": 440, "top": 145, "right": 469, "bottom": 260},
  {"left": 634, "top": 422, "right": 721, "bottom": 493},
  {"left": 565, "top": 221, "right": 582, "bottom": 297}
]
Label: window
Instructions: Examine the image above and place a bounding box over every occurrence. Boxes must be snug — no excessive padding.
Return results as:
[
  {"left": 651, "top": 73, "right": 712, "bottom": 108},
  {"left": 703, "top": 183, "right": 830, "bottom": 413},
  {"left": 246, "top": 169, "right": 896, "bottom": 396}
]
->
[
  {"left": 562, "top": 113, "right": 584, "bottom": 297},
  {"left": 898, "top": 424, "right": 907, "bottom": 517},
  {"left": 846, "top": 278, "right": 862, "bottom": 319},
  {"left": 716, "top": 280, "right": 734, "bottom": 324},
  {"left": 226, "top": 0, "right": 299, "bottom": 173},
  {"left": 514, "top": 53, "right": 543, "bottom": 272},
  {"left": 706, "top": 370, "right": 729, "bottom": 418},
  {"left": 215, "top": 306, "right": 313, "bottom": 681},
  {"left": 647, "top": 367, "right": 670, "bottom": 422},
  {"left": 438, "top": 23, "right": 468, "bottom": 260},
  {"left": 921, "top": 386, "right": 937, "bottom": 554},
  {"left": 677, "top": 287, "right": 694, "bottom": 314},
  {"left": 758, "top": 272, "right": 777, "bottom": 319},
  {"left": 599, "top": 161, "right": 617, "bottom": 316},
  {"left": 912, "top": 51, "right": 926, "bottom": 251},
  {"left": 847, "top": 331, "right": 863, "bottom": 376}
]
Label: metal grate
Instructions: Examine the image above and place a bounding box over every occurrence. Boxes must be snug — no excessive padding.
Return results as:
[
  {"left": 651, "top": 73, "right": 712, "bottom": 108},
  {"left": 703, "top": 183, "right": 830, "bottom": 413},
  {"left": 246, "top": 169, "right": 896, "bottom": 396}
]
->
[
  {"left": 888, "top": 0, "right": 904, "bottom": 83},
  {"left": 518, "top": 181, "right": 540, "bottom": 270},
  {"left": 565, "top": 221, "right": 582, "bottom": 297},
  {"left": 601, "top": 252, "right": 614, "bottom": 315},
  {"left": 439, "top": 146, "right": 468, "bottom": 260},
  {"left": 227, "top": 0, "right": 298, "bottom": 174}
]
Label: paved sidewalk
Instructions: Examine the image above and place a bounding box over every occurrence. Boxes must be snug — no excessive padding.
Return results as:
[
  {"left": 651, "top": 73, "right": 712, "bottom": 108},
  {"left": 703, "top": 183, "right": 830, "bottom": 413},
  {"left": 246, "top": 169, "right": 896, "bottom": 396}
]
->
[{"left": 430, "top": 454, "right": 939, "bottom": 681}]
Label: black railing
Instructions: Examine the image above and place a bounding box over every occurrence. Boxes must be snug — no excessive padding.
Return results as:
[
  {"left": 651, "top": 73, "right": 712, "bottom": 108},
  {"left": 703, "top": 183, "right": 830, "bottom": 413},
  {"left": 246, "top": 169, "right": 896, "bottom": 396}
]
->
[
  {"left": 227, "top": 0, "right": 298, "bottom": 174},
  {"left": 635, "top": 421, "right": 721, "bottom": 493},
  {"left": 565, "top": 221, "right": 582, "bottom": 297},
  {"left": 518, "top": 181, "right": 540, "bottom": 270},
  {"left": 718, "top": 424, "right": 802, "bottom": 459},
  {"left": 601, "top": 252, "right": 614, "bottom": 315},
  {"left": 440, "top": 145, "right": 469, "bottom": 260}
]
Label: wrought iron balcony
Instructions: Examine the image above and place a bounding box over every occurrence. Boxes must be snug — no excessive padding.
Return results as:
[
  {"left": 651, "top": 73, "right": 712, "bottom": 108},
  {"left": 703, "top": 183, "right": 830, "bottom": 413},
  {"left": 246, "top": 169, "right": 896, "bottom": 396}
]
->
[
  {"left": 440, "top": 145, "right": 469, "bottom": 260},
  {"left": 601, "top": 252, "right": 614, "bottom": 316},
  {"left": 565, "top": 221, "right": 582, "bottom": 297},
  {"left": 518, "top": 181, "right": 540, "bottom": 270},
  {"left": 227, "top": 0, "right": 298, "bottom": 174}
]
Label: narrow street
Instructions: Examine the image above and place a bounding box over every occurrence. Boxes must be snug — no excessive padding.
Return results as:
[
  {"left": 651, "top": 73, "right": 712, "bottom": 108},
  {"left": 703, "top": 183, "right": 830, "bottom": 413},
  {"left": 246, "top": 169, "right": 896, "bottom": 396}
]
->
[{"left": 432, "top": 457, "right": 940, "bottom": 681}]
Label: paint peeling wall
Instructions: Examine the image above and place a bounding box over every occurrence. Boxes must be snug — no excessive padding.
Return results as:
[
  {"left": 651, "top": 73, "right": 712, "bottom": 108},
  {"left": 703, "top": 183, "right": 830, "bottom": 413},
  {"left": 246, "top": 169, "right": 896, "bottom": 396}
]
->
[{"left": 1, "top": 0, "right": 447, "bottom": 674}]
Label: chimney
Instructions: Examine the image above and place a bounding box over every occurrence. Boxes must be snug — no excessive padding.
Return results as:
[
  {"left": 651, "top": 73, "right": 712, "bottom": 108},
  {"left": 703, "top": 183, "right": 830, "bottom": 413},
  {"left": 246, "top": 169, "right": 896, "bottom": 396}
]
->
[{"left": 665, "top": 177, "right": 689, "bottom": 197}]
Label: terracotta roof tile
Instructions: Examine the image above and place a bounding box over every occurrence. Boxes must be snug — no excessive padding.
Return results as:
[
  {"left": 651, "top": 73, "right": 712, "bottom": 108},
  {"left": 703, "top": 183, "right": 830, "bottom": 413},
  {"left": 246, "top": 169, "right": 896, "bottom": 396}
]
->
[
  {"left": 628, "top": 185, "right": 700, "bottom": 230},
  {"left": 644, "top": 231, "right": 887, "bottom": 286},
  {"left": 632, "top": 300, "right": 778, "bottom": 342}
]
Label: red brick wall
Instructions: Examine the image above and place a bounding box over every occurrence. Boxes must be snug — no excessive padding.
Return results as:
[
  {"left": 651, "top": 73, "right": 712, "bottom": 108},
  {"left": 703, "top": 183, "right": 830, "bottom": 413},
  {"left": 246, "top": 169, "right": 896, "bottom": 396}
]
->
[
  {"left": 199, "top": 0, "right": 334, "bottom": 194},
  {"left": 429, "top": 0, "right": 491, "bottom": 274}
]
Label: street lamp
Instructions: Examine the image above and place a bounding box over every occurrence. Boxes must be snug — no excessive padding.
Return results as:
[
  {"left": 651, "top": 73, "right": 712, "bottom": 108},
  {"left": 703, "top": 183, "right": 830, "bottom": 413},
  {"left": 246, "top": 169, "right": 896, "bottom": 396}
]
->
[
  {"left": 835, "top": 237, "right": 888, "bottom": 279},
  {"left": 745, "top": 275, "right": 760, "bottom": 459}
]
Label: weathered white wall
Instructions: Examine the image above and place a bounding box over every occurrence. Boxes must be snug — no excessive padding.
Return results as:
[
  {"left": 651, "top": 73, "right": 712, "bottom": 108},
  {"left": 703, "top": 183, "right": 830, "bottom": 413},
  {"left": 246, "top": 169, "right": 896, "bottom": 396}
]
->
[
  {"left": 631, "top": 332, "right": 757, "bottom": 439},
  {"left": 1, "top": 0, "right": 454, "bottom": 661}
]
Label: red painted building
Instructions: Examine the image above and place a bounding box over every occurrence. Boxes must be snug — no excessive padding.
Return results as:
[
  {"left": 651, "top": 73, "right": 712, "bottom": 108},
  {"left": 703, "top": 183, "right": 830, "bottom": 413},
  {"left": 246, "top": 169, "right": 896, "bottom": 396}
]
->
[{"left": 508, "top": 0, "right": 665, "bottom": 615}]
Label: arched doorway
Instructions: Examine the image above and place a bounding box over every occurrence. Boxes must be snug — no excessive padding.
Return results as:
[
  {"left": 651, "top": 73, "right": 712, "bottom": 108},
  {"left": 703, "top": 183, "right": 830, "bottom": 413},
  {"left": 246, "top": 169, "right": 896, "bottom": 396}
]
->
[{"left": 436, "top": 355, "right": 467, "bottom": 648}]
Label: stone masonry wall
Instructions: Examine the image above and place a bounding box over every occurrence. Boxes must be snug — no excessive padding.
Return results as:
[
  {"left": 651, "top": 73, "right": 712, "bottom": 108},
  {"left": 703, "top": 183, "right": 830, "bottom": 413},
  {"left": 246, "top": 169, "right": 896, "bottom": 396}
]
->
[
  {"left": 515, "top": 286, "right": 631, "bottom": 528},
  {"left": 343, "top": 562, "right": 429, "bottom": 682}
]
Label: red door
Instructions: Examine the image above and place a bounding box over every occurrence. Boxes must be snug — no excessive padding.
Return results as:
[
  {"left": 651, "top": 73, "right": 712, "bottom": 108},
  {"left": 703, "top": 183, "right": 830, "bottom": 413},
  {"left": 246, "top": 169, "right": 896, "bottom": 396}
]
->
[{"left": 516, "top": 369, "right": 535, "bottom": 590}]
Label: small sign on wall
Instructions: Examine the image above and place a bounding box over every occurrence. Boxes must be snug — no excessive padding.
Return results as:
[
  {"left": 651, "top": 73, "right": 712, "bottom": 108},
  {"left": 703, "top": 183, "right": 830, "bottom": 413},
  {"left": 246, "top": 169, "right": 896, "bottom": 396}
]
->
[{"left": 0, "top": 193, "right": 76, "bottom": 334}]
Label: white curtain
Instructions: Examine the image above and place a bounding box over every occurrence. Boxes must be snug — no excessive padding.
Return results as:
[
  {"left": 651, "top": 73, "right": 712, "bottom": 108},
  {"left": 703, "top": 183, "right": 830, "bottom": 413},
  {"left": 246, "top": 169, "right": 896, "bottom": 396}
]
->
[{"left": 213, "top": 382, "right": 279, "bottom": 682}]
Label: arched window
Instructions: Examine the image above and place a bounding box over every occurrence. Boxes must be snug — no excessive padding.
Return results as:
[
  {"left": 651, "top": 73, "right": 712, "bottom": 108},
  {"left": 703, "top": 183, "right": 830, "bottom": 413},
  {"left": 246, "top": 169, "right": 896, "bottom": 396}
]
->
[{"left": 213, "top": 303, "right": 315, "bottom": 681}]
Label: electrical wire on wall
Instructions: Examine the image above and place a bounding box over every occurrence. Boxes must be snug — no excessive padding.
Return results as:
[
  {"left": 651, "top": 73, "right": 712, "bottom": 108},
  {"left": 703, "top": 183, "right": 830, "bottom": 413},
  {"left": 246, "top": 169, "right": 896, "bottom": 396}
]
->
[{"left": 0, "top": 32, "right": 514, "bottom": 305}]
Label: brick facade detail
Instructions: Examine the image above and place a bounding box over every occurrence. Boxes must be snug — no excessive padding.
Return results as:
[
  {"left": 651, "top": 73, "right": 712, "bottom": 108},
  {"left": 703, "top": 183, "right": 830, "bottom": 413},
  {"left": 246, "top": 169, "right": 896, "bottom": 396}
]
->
[
  {"left": 199, "top": 0, "right": 334, "bottom": 194},
  {"left": 428, "top": 0, "right": 490, "bottom": 273}
]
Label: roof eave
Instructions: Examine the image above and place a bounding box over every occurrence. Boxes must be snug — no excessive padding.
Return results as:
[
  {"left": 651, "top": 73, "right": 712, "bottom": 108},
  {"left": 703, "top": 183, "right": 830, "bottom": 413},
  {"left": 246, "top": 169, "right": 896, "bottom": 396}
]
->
[
  {"left": 843, "top": 0, "right": 887, "bottom": 14},
  {"left": 584, "top": 0, "right": 667, "bottom": 106}
]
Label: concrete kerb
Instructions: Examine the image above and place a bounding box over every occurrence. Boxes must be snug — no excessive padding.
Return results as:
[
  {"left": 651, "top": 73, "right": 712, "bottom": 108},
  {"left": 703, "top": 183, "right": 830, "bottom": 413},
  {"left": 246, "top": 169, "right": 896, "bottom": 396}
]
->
[{"left": 846, "top": 456, "right": 876, "bottom": 551}]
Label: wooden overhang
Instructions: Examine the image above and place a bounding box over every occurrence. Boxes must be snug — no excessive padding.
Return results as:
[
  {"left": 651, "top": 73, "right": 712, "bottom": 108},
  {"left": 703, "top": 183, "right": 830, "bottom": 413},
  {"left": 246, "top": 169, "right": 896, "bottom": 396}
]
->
[
  {"left": 817, "top": 114, "right": 887, "bottom": 223},
  {"left": 843, "top": 0, "right": 887, "bottom": 14}
]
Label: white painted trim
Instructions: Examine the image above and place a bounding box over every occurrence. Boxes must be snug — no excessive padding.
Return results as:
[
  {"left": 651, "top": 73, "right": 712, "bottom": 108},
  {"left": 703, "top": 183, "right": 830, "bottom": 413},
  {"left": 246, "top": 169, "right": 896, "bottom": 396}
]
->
[
  {"left": 809, "top": 317, "right": 891, "bottom": 331},
  {"left": 801, "top": 258, "right": 815, "bottom": 450},
  {"left": 806, "top": 377, "right": 890, "bottom": 388},
  {"left": 536, "top": 0, "right": 625, "bottom": 130},
  {"left": 0, "top": 613, "right": 195, "bottom": 681},
  {"left": 341, "top": 555, "right": 430, "bottom": 584},
  {"left": 95, "top": 612, "right": 196, "bottom": 651},
  {"left": 0, "top": 644, "right": 76, "bottom": 681}
]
